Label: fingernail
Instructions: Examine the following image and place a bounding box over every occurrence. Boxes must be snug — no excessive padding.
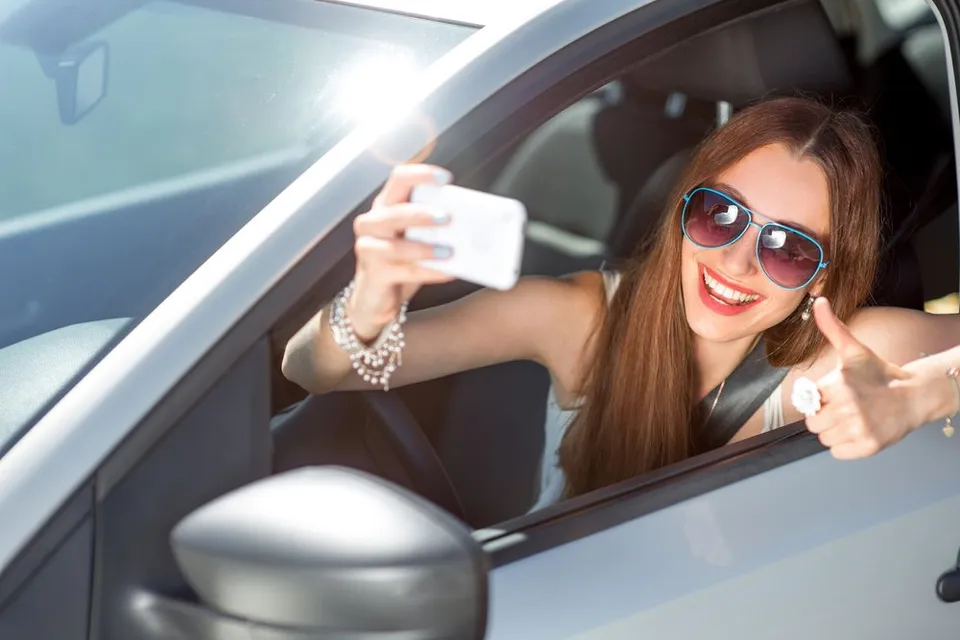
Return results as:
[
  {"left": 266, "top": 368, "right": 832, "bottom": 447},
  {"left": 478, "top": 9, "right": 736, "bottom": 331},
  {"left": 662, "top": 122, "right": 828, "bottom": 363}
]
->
[
  {"left": 433, "top": 168, "right": 453, "bottom": 185},
  {"left": 433, "top": 244, "right": 453, "bottom": 259},
  {"left": 432, "top": 210, "right": 450, "bottom": 224}
]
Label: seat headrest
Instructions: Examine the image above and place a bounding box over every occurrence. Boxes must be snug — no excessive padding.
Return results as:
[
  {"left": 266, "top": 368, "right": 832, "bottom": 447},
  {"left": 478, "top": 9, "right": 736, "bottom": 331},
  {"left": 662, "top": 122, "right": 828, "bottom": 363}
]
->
[{"left": 629, "top": 0, "right": 850, "bottom": 106}]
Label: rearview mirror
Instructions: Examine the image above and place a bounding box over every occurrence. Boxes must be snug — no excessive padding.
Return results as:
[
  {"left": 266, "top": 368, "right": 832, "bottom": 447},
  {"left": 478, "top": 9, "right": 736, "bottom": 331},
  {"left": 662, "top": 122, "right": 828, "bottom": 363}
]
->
[
  {"left": 167, "top": 467, "right": 489, "bottom": 639},
  {"left": 55, "top": 41, "right": 109, "bottom": 125}
]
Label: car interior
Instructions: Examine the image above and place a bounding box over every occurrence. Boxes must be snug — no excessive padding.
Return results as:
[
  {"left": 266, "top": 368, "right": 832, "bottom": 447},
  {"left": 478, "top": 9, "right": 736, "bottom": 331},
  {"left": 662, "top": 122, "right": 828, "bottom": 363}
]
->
[{"left": 269, "top": 0, "right": 960, "bottom": 530}]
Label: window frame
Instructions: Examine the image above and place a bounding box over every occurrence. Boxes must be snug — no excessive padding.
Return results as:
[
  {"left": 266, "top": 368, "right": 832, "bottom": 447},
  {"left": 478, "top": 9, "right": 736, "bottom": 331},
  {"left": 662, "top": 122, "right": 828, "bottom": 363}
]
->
[
  {"left": 228, "top": 0, "right": 860, "bottom": 550},
  {"left": 112, "top": 0, "right": 956, "bottom": 555},
  {"left": 95, "top": 0, "right": 801, "bottom": 495},
  {"left": 106, "top": 0, "right": 893, "bottom": 540},
  {"left": 475, "top": 0, "right": 960, "bottom": 565},
  {"left": 480, "top": 422, "right": 823, "bottom": 564}
]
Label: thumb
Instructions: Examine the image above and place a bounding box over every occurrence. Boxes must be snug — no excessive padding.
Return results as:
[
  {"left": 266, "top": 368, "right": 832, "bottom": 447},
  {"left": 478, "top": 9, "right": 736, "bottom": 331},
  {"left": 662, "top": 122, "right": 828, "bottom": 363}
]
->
[{"left": 812, "top": 297, "right": 870, "bottom": 362}]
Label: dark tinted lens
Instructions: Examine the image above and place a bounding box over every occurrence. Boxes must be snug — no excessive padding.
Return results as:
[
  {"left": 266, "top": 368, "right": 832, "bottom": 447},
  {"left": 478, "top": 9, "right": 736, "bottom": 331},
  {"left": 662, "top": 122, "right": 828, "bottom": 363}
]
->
[
  {"left": 757, "top": 225, "right": 822, "bottom": 288},
  {"left": 683, "top": 189, "right": 748, "bottom": 248}
]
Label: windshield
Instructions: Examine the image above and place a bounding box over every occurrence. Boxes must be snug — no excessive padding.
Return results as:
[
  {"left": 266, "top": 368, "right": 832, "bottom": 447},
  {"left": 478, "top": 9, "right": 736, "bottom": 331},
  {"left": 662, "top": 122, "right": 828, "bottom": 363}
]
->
[{"left": 0, "top": 0, "right": 475, "bottom": 457}]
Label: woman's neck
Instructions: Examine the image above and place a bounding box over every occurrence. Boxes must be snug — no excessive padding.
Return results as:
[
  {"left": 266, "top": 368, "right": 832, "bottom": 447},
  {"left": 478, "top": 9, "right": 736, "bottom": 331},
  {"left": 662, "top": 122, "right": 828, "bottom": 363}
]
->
[{"left": 692, "top": 332, "right": 761, "bottom": 401}]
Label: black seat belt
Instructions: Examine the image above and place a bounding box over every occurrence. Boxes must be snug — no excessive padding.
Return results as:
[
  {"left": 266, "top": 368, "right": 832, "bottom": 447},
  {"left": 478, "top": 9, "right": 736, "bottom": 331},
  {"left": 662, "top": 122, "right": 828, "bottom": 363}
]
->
[{"left": 693, "top": 339, "right": 789, "bottom": 452}]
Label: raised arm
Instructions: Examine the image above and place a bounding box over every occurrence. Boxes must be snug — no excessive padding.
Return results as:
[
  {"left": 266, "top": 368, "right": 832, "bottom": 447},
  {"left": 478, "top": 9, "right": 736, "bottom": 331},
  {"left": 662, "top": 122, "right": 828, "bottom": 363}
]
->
[{"left": 281, "top": 164, "right": 602, "bottom": 397}]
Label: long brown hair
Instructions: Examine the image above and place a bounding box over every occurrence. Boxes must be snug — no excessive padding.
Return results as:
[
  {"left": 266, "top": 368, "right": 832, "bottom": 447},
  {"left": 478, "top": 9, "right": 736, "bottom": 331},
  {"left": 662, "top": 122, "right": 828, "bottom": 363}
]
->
[{"left": 559, "top": 96, "right": 882, "bottom": 497}]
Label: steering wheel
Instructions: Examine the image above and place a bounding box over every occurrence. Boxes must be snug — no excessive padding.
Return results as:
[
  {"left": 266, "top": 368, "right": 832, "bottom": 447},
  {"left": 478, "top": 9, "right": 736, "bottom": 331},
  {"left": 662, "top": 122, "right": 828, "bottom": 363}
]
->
[{"left": 360, "top": 390, "right": 467, "bottom": 522}]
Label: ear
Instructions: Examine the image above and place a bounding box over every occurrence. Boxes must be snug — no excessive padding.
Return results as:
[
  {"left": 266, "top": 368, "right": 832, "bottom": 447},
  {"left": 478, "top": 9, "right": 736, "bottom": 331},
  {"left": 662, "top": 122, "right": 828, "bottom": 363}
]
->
[{"left": 807, "top": 273, "right": 827, "bottom": 298}]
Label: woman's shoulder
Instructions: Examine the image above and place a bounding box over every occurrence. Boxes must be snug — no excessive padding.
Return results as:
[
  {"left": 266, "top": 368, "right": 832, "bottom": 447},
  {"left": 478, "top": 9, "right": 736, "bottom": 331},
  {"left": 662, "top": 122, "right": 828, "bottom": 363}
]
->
[
  {"left": 476, "top": 271, "right": 608, "bottom": 341},
  {"left": 781, "top": 303, "right": 958, "bottom": 393},
  {"left": 519, "top": 270, "right": 608, "bottom": 308},
  {"left": 561, "top": 268, "right": 624, "bottom": 311},
  {"left": 844, "top": 304, "right": 960, "bottom": 365},
  {"left": 497, "top": 271, "right": 608, "bottom": 338},
  {"left": 797, "top": 304, "right": 957, "bottom": 370},
  {"left": 561, "top": 268, "right": 622, "bottom": 297},
  {"left": 516, "top": 270, "right": 609, "bottom": 396}
]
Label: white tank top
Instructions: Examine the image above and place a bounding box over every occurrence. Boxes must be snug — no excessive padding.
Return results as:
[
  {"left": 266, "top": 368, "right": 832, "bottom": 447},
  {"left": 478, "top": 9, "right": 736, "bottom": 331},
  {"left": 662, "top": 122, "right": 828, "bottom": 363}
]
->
[{"left": 528, "top": 271, "right": 786, "bottom": 512}]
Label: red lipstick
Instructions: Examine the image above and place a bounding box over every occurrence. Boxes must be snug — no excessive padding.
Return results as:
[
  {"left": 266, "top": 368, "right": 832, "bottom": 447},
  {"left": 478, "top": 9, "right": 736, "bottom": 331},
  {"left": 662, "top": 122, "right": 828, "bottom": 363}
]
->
[{"left": 697, "top": 264, "right": 764, "bottom": 317}]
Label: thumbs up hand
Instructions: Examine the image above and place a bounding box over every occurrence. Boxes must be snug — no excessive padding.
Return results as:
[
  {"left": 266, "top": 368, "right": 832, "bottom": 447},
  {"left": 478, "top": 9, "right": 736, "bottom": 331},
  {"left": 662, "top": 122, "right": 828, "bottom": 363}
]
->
[{"left": 800, "top": 298, "right": 920, "bottom": 460}]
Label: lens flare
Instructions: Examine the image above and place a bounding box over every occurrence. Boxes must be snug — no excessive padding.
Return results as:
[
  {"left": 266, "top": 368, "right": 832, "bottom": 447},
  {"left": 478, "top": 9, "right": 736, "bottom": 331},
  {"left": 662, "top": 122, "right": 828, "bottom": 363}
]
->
[
  {"left": 331, "top": 52, "right": 420, "bottom": 125},
  {"left": 329, "top": 51, "right": 438, "bottom": 166}
]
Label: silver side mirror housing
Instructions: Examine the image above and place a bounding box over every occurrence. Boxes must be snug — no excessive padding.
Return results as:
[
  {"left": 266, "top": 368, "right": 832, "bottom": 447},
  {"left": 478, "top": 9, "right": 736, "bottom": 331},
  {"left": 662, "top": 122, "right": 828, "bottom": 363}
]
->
[{"left": 169, "top": 467, "right": 489, "bottom": 639}]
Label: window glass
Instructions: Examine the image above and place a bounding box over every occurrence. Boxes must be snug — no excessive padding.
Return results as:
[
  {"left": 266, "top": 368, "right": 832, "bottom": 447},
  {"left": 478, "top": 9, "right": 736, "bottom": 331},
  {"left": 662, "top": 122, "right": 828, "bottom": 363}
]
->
[
  {"left": 0, "top": 0, "right": 473, "bottom": 217},
  {"left": 0, "top": 0, "right": 475, "bottom": 458}
]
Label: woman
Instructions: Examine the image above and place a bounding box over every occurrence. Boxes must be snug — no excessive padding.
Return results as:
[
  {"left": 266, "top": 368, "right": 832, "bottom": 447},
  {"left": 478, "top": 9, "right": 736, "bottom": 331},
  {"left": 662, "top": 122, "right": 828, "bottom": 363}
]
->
[{"left": 281, "top": 96, "right": 960, "bottom": 510}]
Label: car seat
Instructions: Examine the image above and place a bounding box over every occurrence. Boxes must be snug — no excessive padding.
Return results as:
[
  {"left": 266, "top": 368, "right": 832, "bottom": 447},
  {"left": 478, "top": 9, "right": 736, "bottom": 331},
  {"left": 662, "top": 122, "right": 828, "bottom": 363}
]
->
[
  {"left": 609, "top": 0, "right": 954, "bottom": 309},
  {"left": 485, "top": 87, "right": 620, "bottom": 277},
  {"left": 607, "top": 0, "right": 853, "bottom": 259}
]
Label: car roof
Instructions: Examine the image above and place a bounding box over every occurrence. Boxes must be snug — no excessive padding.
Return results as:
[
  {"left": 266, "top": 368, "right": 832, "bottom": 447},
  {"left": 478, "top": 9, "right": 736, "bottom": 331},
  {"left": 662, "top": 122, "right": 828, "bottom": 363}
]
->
[{"left": 328, "top": 0, "right": 564, "bottom": 27}]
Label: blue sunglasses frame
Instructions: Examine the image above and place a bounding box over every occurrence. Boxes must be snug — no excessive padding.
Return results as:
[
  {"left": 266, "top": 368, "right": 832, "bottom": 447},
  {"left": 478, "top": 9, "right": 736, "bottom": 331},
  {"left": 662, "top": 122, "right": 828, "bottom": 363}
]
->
[{"left": 681, "top": 186, "right": 829, "bottom": 291}]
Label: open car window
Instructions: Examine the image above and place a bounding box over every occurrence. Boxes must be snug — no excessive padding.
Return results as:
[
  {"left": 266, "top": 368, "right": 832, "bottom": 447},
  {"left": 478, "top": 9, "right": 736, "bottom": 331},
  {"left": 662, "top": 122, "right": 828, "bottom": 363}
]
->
[
  {"left": 336, "top": 0, "right": 958, "bottom": 531},
  {"left": 0, "top": 0, "right": 475, "bottom": 459}
]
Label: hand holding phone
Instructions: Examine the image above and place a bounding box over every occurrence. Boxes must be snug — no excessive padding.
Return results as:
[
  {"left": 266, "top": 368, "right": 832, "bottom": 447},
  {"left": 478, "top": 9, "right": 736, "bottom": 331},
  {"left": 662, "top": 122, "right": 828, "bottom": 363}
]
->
[{"left": 405, "top": 184, "right": 527, "bottom": 290}]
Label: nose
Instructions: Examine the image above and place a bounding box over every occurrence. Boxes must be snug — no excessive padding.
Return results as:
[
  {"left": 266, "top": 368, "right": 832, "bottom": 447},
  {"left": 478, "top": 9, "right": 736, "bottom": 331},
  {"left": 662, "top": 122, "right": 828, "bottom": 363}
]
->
[{"left": 719, "top": 225, "right": 759, "bottom": 278}]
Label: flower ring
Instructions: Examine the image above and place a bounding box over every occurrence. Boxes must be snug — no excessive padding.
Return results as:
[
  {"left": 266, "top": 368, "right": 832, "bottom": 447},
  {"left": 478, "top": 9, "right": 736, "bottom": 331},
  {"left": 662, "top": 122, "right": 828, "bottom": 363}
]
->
[{"left": 791, "top": 377, "right": 822, "bottom": 417}]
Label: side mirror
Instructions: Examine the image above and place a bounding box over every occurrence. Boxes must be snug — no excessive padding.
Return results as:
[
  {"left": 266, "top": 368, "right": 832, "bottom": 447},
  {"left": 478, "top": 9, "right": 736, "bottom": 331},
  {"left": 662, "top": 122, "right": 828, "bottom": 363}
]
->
[
  {"left": 55, "top": 41, "right": 109, "bottom": 125},
  {"left": 167, "top": 467, "right": 489, "bottom": 639}
]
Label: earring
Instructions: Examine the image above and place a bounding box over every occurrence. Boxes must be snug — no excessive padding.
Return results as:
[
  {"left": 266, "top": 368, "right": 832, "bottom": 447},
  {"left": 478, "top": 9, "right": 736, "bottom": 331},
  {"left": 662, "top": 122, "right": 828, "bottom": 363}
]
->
[{"left": 800, "top": 295, "right": 815, "bottom": 322}]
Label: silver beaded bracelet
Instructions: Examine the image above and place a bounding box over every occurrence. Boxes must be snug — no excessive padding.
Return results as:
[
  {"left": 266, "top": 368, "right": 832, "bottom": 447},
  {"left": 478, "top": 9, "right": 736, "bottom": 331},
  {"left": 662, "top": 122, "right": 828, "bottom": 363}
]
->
[{"left": 328, "top": 280, "right": 408, "bottom": 391}]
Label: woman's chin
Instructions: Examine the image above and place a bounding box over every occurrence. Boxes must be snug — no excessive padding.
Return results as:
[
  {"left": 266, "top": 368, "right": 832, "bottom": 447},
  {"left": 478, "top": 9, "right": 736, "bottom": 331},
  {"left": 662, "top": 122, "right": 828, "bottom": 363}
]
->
[
  {"left": 689, "top": 321, "right": 750, "bottom": 344},
  {"left": 684, "top": 302, "right": 761, "bottom": 344}
]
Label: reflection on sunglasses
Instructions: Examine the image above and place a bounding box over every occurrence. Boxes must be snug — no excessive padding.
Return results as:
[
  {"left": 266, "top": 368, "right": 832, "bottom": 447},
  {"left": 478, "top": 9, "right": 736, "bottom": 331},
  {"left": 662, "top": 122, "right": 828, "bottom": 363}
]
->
[
  {"left": 761, "top": 229, "right": 786, "bottom": 249},
  {"left": 714, "top": 205, "right": 739, "bottom": 226}
]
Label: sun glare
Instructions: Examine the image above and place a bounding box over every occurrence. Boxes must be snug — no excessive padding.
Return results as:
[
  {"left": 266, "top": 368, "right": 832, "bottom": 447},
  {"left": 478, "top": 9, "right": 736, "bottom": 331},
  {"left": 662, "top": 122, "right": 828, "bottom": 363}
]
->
[{"left": 331, "top": 52, "right": 421, "bottom": 126}]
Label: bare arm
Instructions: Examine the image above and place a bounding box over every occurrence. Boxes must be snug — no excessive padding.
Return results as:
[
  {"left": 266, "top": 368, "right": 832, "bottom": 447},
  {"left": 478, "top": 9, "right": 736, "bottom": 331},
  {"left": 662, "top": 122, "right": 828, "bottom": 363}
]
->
[
  {"left": 846, "top": 306, "right": 960, "bottom": 365},
  {"left": 281, "top": 163, "right": 603, "bottom": 398},
  {"left": 281, "top": 272, "right": 603, "bottom": 396},
  {"left": 782, "top": 305, "right": 960, "bottom": 426},
  {"left": 845, "top": 306, "right": 960, "bottom": 426},
  {"left": 784, "top": 298, "right": 960, "bottom": 459}
]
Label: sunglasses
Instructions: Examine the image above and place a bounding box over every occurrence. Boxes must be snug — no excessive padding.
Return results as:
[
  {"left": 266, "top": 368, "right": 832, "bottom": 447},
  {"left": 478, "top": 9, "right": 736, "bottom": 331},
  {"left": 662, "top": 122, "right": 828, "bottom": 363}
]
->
[{"left": 681, "top": 187, "right": 829, "bottom": 290}]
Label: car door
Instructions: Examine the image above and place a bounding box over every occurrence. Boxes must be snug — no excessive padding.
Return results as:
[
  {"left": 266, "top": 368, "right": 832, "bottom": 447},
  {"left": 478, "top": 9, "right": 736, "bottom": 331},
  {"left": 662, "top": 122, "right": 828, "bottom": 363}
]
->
[
  {"left": 483, "top": 424, "right": 960, "bottom": 638},
  {"left": 0, "top": 1, "right": 474, "bottom": 638}
]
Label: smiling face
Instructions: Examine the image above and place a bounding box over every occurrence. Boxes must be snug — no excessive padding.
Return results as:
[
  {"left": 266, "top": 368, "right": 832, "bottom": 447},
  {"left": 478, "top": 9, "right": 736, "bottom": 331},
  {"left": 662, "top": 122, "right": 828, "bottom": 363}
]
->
[{"left": 680, "top": 143, "right": 831, "bottom": 344}]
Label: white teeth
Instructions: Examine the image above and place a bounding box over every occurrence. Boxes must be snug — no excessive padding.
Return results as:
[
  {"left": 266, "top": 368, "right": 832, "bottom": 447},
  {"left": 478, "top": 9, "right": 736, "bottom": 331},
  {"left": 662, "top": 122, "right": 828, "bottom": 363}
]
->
[{"left": 703, "top": 271, "right": 759, "bottom": 305}]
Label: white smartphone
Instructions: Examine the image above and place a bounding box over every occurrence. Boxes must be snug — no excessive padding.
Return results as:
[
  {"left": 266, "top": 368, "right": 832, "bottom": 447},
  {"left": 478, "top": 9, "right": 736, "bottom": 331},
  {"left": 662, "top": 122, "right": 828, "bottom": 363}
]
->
[{"left": 406, "top": 184, "right": 527, "bottom": 291}]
